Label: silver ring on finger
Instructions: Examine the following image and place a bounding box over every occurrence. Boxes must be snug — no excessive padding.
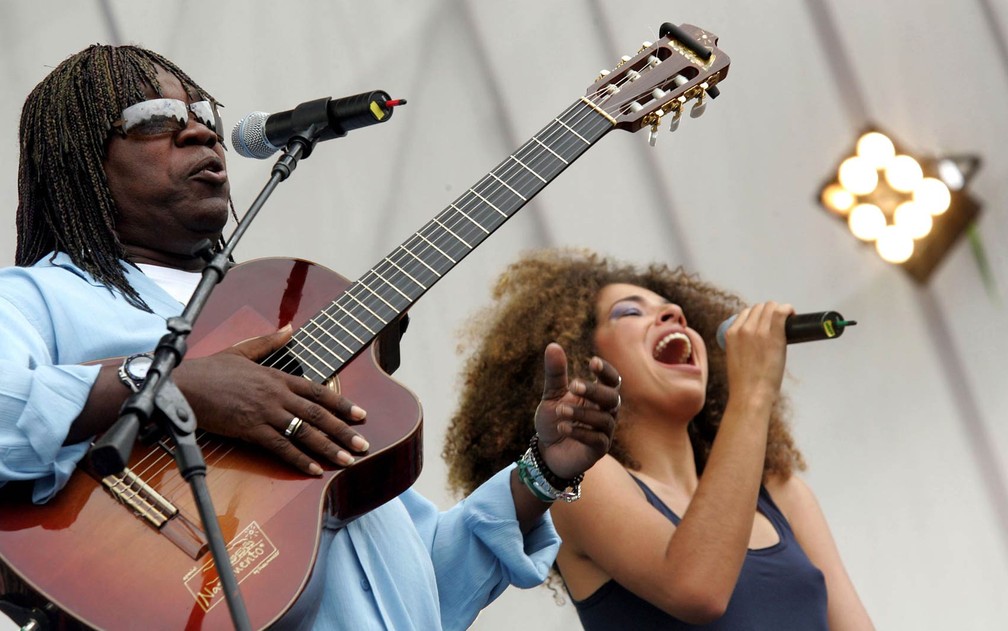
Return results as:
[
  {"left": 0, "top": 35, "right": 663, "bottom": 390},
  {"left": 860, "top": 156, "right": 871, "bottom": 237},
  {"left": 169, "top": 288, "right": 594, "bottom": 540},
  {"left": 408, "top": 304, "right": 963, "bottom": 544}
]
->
[{"left": 283, "top": 416, "right": 305, "bottom": 438}]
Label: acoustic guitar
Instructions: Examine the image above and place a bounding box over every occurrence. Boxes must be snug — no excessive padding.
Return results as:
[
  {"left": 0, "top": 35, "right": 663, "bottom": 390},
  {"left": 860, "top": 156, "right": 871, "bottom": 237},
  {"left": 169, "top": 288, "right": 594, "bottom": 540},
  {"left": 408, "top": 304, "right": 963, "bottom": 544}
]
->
[{"left": 0, "top": 23, "right": 729, "bottom": 630}]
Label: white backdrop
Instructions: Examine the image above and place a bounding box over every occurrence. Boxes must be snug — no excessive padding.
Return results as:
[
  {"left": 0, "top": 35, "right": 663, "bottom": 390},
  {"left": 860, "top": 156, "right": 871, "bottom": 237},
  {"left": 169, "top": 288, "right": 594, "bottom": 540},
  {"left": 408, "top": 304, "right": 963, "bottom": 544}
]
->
[{"left": 2, "top": 1, "right": 1007, "bottom": 629}]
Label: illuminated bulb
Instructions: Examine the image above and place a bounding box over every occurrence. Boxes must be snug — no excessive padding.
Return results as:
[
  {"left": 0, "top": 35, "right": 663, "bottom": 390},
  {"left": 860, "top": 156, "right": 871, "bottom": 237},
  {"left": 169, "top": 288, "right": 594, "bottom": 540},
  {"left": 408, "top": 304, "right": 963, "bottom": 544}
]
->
[
  {"left": 838, "top": 157, "right": 879, "bottom": 195},
  {"left": 893, "top": 201, "right": 933, "bottom": 239},
  {"left": 912, "top": 177, "right": 951, "bottom": 215},
  {"left": 884, "top": 154, "right": 924, "bottom": 192},
  {"left": 875, "top": 225, "right": 914, "bottom": 263},
  {"left": 856, "top": 132, "right": 896, "bottom": 169},
  {"left": 847, "top": 203, "right": 886, "bottom": 241},
  {"left": 821, "top": 183, "right": 855, "bottom": 214},
  {"left": 937, "top": 159, "right": 966, "bottom": 190}
]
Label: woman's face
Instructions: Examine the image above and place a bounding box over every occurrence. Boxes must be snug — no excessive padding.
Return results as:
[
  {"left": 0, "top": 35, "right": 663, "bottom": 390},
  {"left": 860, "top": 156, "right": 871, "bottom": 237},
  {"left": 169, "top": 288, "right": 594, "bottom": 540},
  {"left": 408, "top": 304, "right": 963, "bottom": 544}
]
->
[{"left": 592, "top": 283, "right": 708, "bottom": 420}]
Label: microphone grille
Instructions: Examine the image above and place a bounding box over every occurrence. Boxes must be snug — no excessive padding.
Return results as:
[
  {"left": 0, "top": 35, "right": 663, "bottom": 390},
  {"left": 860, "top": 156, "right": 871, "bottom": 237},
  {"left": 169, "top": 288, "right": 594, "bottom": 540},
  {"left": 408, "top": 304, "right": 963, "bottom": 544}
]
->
[
  {"left": 231, "top": 112, "right": 280, "bottom": 159},
  {"left": 715, "top": 314, "right": 737, "bottom": 350}
]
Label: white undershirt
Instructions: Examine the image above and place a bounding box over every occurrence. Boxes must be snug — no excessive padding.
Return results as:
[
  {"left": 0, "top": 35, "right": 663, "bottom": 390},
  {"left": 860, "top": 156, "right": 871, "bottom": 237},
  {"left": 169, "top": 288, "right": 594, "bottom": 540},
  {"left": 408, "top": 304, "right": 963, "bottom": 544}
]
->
[{"left": 136, "top": 263, "right": 202, "bottom": 305}]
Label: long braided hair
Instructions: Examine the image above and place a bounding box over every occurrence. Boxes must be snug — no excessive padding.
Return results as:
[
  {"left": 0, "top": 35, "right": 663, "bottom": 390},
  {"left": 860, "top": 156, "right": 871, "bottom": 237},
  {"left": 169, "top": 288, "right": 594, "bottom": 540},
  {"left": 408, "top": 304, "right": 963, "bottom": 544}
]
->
[{"left": 16, "top": 44, "right": 224, "bottom": 310}]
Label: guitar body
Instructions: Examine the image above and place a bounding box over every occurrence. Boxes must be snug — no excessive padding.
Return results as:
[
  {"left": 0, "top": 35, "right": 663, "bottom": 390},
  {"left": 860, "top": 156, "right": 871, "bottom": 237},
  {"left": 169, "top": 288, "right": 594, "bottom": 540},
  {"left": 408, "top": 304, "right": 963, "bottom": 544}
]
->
[{"left": 0, "top": 258, "right": 423, "bottom": 630}]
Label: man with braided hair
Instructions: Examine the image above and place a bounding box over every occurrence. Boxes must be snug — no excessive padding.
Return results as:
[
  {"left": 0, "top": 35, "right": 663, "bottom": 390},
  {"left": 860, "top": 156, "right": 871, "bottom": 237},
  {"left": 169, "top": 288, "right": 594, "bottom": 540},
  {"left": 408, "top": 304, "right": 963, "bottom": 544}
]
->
[{"left": 0, "top": 45, "right": 619, "bottom": 629}]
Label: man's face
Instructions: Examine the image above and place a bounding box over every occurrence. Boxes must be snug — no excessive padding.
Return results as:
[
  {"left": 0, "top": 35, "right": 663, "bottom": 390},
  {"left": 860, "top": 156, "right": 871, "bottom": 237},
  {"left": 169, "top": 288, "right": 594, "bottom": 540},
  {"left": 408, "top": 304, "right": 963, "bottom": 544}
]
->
[{"left": 103, "top": 66, "right": 230, "bottom": 270}]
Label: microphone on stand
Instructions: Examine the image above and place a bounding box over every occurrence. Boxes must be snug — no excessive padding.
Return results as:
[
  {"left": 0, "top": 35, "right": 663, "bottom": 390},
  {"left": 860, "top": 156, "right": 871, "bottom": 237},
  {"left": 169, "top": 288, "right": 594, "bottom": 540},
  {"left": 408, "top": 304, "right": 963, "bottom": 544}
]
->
[
  {"left": 231, "top": 90, "right": 406, "bottom": 159},
  {"left": 716, "top": 311, "right": 857, "bottom": 350}
]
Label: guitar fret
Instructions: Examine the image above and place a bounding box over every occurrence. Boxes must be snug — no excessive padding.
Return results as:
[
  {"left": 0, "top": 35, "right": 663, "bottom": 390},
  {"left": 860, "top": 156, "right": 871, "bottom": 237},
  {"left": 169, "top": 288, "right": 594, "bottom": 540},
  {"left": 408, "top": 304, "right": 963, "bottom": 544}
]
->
[
  {"left": 514, "top": 141, "right": 566, "bottom": 188},
  {"left": 341, "top": 288, "right": 388, "bottom": 323},
  {"left": 532, "top": 137, "right": 570, "bottom": 165},
  {"left": 477, "top": 176, "right": 527, "bottom": 217},
  {"left": 370, "top": 268, "right": 413, "bottom": 302},
  {"left": 468, "top": 187, "right": 507, "bottom": 218},
  {"left": 489, "top": 172, "right": 528, "bottom": 201},
  {"left": 319, "top": 303, "right": 376, "bottom": 337},
  {"left": 508, "top": 155, "right": 547, "bottom": 183},
  {"left": 385, "top": 255, "right": 429, "bottom": 292},
  {"left": 398, "top": 242, "right": 443, "bottom": 278},
  {"left": 291, "top": 332, "right": 343, "bottom": 371},
  {"left": 432, "top": 217, "right": 473, "bottom": 249},
  {"left": 450, "top": 203, "right": 492, "bottom": 234},
  {"left": 443, "top": 209, "right": 494, "bottom": 249},
  {"left": 553, "top": 117, "right": 590, "bottom": 145},
  {"left": 305, "top": 316, "right": 362, "bottom": 348},
  {"left": 415, "top": 232, "right": 457, "bottom": 265},
  {"left": 288, "top": 336, "right": 345, "bottom": 378},
  {"left": 315, "top": 309, "right": 373, "bottom": 360},
  {"left": 354, "top": 277, "right": 401, "bottom": 313}
]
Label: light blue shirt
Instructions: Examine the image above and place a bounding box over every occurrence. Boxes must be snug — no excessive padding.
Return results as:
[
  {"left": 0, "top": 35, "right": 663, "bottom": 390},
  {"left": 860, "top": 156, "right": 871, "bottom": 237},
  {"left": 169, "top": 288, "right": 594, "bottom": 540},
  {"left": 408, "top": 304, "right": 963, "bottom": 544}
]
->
[{"left": 0, "top": 252, "right": 558, "bottom": 630}]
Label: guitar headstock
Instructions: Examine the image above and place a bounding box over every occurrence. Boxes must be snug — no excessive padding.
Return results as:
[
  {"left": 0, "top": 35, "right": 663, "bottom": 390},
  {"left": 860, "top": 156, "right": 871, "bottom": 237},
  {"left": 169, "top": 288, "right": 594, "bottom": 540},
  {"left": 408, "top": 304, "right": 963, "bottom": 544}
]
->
[{"left": 585, "top": 23, "right": 730, "bottom": 141}]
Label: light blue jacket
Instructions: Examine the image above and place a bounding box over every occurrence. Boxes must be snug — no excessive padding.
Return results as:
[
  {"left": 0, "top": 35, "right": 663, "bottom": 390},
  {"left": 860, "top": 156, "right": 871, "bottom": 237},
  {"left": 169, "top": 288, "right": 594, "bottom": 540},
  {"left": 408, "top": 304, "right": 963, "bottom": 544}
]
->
[{"left": 0, "top": 252, "right": 558, "bottom": 630}]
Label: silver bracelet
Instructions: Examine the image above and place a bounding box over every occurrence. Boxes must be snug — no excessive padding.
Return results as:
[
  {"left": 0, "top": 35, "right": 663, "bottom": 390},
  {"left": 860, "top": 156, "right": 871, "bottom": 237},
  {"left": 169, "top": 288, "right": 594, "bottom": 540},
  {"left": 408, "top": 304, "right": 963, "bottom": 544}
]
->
[{"left": 516, "top": 444, "right": 582, "bottom": 503}]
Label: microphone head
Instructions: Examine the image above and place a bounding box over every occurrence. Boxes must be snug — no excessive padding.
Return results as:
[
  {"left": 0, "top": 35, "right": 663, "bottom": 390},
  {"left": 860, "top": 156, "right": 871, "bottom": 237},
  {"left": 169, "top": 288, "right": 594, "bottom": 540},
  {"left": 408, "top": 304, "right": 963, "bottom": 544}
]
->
[
  {"left": 231, "top": 111, "right": 281, "bottom": 159},
  {"left": 715, "top": 314, "right": 736, "bottom": 350}
]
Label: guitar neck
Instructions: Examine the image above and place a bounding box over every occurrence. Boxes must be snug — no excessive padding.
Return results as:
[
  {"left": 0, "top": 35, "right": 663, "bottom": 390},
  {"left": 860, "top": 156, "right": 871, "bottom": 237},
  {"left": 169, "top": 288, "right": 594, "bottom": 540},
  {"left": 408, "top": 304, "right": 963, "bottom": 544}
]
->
[{"left": 281, "top": 98, "right": 614, "bottom": 381}]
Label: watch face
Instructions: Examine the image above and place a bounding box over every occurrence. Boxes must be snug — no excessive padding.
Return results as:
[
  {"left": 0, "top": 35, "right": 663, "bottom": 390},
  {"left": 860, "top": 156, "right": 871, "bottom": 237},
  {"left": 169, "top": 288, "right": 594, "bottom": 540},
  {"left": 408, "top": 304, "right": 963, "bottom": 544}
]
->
[{"left": 127, "top": 354, "right": 153, "bottom": 380}]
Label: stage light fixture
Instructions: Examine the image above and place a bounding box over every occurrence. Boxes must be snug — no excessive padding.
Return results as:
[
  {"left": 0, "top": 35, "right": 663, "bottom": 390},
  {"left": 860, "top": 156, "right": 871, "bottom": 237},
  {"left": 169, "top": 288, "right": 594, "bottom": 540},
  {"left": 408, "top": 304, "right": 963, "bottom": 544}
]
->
[{"left": 819, "top": 129, "right": 981, "bottom": 283}]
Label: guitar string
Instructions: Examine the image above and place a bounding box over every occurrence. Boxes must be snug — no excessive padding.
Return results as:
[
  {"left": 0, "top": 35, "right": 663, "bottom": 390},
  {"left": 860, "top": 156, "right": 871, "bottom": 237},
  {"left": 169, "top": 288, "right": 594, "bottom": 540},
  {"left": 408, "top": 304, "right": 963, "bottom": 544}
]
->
[
  {"left": 258, "top": 63, "right": 658, "bottom": 382},
  {"left": 271, "top": 98, "right": 607, "bottom": 377},
  {"left": 286, "top": 70, "right": 675, "bottom": 377},
  {"left": 264, "top": 97, "right": 593, "bottom": 378}
]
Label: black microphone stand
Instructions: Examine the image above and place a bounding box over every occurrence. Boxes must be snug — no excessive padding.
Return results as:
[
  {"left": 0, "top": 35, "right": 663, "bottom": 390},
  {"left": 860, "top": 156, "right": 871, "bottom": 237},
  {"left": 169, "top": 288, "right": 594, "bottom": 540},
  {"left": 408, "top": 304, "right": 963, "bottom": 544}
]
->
[{"left": 88, "top": 128, "right": 323, "bottom": 631}]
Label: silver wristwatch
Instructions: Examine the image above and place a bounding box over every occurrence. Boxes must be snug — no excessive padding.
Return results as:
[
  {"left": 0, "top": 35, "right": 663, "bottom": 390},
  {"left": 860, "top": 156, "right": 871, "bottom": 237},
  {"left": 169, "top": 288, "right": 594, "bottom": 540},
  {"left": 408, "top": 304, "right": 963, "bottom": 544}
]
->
[{"left": 118, "top": 352, "right": 154, "bottom": 392}]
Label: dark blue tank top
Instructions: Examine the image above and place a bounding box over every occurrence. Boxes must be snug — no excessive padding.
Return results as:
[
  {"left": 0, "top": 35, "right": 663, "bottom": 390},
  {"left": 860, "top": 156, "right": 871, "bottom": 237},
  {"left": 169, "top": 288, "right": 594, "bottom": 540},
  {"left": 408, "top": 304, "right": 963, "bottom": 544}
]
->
[{"left": 572, "top": 477, "right": 828, "bottom": 630}]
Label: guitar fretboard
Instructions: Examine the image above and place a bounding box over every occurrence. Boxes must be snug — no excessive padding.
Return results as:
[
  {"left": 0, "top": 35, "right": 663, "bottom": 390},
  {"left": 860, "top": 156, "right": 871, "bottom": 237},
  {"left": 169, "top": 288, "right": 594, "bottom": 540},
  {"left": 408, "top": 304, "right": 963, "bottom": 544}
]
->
[{"left": 272, "top": 99, "right": 613, "bottom": 382}]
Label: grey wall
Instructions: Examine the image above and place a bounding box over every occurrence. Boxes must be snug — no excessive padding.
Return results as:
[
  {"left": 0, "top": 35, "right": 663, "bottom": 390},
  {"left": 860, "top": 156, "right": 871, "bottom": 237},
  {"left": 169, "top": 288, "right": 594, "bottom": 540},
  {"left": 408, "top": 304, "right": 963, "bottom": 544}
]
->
[{"left": 2, "top": 1, "right": 1006, "bottom": 628}]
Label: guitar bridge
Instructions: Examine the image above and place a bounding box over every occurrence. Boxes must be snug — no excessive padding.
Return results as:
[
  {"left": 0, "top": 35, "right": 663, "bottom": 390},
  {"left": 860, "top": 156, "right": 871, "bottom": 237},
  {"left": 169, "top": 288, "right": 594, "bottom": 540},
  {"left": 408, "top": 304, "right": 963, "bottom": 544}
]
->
[
  {"left": 101, "top": 468, "right": 178, "bottom": 528},
  {"left": 99, "top": 467, "right": 209, "bottom": 560}
]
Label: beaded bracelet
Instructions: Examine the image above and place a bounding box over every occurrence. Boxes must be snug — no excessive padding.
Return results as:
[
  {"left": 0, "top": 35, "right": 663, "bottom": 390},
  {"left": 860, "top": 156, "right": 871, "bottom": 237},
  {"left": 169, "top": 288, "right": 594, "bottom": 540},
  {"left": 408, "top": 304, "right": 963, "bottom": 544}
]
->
[
  {"left": 530, "top": 434, "right": 584, "bottom": 490},
  {"left": 515, "top": 434, "right": 583, "bottom": 503}
]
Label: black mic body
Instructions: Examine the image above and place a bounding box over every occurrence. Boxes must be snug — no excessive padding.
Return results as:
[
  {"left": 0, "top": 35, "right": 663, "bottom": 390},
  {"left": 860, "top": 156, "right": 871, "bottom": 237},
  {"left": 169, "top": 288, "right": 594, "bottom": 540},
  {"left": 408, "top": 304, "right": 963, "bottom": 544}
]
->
[
  {"left": 716, "top": 311, "right": 856, "bottom": 350},
  {"left": 231, "top": 90, "right": 403, "bottom": 159}
]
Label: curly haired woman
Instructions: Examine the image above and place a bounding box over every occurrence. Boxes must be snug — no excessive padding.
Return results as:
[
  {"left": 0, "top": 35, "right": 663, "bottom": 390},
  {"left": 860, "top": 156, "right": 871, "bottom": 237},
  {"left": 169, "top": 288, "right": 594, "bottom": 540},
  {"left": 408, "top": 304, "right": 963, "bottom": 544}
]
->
[{"left": 444, "top": 248, "right": 873, "bottom": 630}]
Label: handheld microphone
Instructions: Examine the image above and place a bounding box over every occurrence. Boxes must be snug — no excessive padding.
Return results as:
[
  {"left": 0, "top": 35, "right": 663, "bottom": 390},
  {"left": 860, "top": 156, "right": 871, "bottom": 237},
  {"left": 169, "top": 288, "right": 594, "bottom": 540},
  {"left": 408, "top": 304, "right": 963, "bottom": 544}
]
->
[
  {"left": 231, "top": 90, "right": 406, "bottom": 159},
  {"left": 716, "top": 311, "right": 857, "bottom": 350}
]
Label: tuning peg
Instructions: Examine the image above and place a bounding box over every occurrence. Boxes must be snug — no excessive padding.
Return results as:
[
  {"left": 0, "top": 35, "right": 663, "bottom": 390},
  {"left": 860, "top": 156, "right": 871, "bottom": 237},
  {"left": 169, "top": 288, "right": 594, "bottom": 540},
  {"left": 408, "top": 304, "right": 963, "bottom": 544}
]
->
[
  {"left": 649, "top": 121, "right": 660, "bottom": 147},
  {"left": 690, "top": 88, "right": 708, "bottom": 119},
  {"left": 669, "top": 108, "right": 682, "bottom": 132}
]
